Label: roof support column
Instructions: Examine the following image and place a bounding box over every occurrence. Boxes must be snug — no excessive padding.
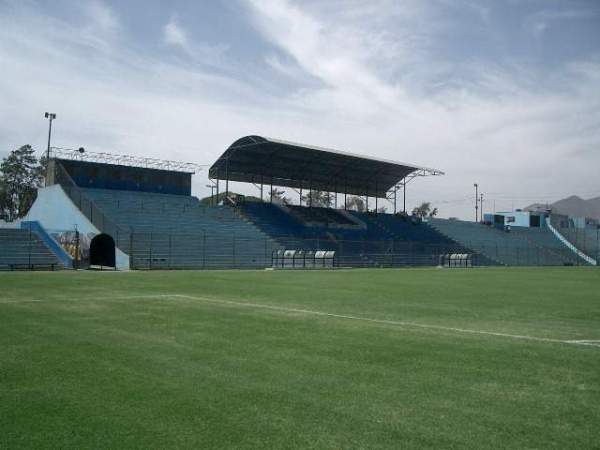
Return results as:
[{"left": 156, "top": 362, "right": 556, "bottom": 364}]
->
[
  {"left": 403, "top": 177, "right": 407, "bottom": 213},
  {"left": 216, "top": 178, "right": 219, "bottom": 205},
  {"left": 299, "top": 184, "right": 303, "bottom": 207},
  {"left": 375, "top": 180, "right": 378, "bottom": 213},
  {"left": 260, "top": 175, "right": 264, "bottom": 202},
  {"left": 270, "top": 178, "right": 273, "bottom": 203},
  {"left": 225, "top": 157, "right": 229, "bottom": 201}
]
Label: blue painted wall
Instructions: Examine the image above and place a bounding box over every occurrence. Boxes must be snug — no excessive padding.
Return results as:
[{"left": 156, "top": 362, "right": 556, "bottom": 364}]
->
[{"left": 58, "top": 159, "right": 192, "bottom": 196}]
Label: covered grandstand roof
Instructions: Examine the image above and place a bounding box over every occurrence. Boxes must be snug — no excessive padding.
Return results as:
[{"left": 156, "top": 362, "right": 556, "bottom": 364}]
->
[{"left": 209, "top": 136, "right": 443, "bottom": 197}]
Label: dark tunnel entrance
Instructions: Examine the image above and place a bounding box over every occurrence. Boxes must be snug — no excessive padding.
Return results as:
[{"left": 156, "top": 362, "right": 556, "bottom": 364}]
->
[{"left": 89, "top": 233, "right": 116, "bottom": 268}]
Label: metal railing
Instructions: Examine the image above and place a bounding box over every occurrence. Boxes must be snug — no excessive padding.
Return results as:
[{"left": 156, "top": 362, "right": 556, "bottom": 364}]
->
[
  {"left": 53, "top": 162, "right": 131, "bottom": 252},
  {"left": 123, "top": 233, "right": 585, "bottom": 270},
  {"left": 549, "top": 217, "right": 600, "bottom": 263}
]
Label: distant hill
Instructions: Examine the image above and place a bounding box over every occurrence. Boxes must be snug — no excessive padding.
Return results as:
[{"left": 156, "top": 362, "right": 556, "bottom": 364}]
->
[{"left": 525, "top": 195, "right": 600, "bottom": 220}]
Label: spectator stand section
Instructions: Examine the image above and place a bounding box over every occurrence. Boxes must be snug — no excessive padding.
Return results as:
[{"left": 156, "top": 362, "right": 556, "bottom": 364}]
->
[{"left": 209, "top": 135, "right": 472, "bottom": 268}]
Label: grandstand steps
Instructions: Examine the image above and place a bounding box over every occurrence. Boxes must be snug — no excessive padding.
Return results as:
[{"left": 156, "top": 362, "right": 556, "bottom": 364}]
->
[
  {"left": 548, "top": 216, "right": 598, "bottom": 265},
  {"left": 424, "top": 222, "right": 505, "bottom": 266},
  {"left": 0, "top": 229, "right": 63, "bottom": 270},
  {"left": 358, "top": 213, "right": 402, "bottom": 240},
  {"left": 77, "top": 189, "right": 282, "bottom": 269},
  {"left": 519, "top": 230, "right": 582, "bottom": 266},
  {"left": 428, "top": 218, "right": 578, "bottom": 266}
]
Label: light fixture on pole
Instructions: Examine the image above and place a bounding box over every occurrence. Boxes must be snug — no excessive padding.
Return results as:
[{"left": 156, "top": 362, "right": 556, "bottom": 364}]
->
[{"left": 44, "top": 112, "right": 57, "bottom": 185}]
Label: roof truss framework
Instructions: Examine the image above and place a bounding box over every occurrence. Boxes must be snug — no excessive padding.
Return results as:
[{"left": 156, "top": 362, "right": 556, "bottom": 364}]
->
[
  {"left": 209, "top": 136, "right": 443, "bottom": 198},
  {"left": 50, "top": 147, "right": 204, "bottom": 174}
]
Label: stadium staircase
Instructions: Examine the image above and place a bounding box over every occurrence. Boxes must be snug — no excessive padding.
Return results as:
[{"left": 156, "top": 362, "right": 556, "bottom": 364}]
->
[
  {"left": 0, "top": 228, "right": 62, "bottom": 270},
  {"left": 428, "top": 218, "right": 582, "bottom": 266},
  {"left": 80, "top": 189, "right": 280, "bottom": 269}
]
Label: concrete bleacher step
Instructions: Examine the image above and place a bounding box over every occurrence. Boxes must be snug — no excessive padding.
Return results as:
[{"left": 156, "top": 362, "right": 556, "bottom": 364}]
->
[
  {"left": 79, "top": 188, "right": 281, "bottom": 269},
  {"left": 0, "top": 229, "right": 62, "bottom": 270}
]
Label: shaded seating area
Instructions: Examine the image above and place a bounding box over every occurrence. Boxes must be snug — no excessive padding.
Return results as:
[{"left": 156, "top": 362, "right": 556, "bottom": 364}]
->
[
  {"left": 239, "top": 202, "right": 473, "bottom": 267},
  {"left": 287, "top": 205, "right": 357, "bottom": 227}
]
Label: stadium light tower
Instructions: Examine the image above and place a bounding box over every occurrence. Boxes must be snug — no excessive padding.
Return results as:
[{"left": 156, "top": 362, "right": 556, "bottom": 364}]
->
[
  {"left": 44, "top": 112, "right": 57, "bottom": 186},
  {"left": 474, "top": 183, "right": 478, "bottom": 222}
]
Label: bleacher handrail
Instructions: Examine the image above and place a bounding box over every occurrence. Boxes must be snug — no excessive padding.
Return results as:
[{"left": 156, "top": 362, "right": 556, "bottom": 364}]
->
[{"left": 53, "top": 162, "right": 130, "bottom": 248}]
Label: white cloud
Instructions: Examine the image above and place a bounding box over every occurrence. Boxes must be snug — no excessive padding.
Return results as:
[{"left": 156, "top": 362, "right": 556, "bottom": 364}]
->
[
  {"left": 524, "top": 9, "right": 595, "bottom": 39},
  {"left": 241, "top": 0, "right": 600, "bottom": 213},
  {"left": 85, "top": 0, "right": 119, "bottom": 32},
  {"left": 162, "top": 14, "right": 230, "bottom": 69},
  {"left": 0, "top": 0, "right": 599, "bottom": 218},
  {"left": 163, "top": 15, "right": 190, "bottom": 52}
]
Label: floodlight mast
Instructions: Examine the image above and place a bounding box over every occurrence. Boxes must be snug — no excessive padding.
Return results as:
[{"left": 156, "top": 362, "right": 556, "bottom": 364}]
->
[
  {"left": 44, "top": 112, "right": 57, "bottom": 186},
  {"left": 474, "top": 183, "right": 479, "bottom": 222}
]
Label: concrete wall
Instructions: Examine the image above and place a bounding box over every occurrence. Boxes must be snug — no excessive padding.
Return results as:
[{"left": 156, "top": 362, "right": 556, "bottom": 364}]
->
[
  {"left": 495, "top": 211, "right": 546, "bottom": 228},
  {"left": 24, "top": 185, "right": 129, "bottom": 269}
]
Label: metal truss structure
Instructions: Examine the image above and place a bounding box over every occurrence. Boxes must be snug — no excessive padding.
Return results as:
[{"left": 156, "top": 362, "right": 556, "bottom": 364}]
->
[
  {"left": 50, "top": 147, "right": 205, "bottom": 174},
  {"left": 386, "top": 168, "right": 445, "bottom": 213}
]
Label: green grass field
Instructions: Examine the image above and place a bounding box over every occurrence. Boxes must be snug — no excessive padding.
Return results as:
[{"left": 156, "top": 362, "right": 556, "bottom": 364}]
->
[{"left": 1, "top": 267, "right": 599, "bottom": 449}]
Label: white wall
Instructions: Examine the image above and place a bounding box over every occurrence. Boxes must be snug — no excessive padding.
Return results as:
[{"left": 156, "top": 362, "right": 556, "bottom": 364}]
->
[
  {"left": 497, "top": 211, "right": 531, "bottom": 227},
  {"left": 25, "top": 185, "right": 129, "bottom": 269}
]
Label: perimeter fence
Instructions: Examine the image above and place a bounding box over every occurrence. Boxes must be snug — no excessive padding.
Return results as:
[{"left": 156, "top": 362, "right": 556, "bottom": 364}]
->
[{"left": 124, "top": 232, "right": 589, "bottom": 269}]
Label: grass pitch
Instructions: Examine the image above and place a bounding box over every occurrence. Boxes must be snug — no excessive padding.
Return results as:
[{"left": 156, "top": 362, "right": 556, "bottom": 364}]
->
[{"left": 1, "top": 267, "right": 599, "bottom": 449}]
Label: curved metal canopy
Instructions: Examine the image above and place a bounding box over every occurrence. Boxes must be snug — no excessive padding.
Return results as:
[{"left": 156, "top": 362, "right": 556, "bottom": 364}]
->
[{"left": 209, "top": 136, "right": 443, "bottom": 197}]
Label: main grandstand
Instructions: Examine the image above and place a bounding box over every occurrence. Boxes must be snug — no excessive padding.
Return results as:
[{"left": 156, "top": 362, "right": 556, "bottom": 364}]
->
[{"left": 2, "top": 136, "right": 595, "bottom": 270}]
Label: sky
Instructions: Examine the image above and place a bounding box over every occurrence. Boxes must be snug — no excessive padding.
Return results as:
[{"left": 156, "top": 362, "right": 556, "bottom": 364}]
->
[{"left": 1, "top": 0, "right": 599, "bottom": 218}]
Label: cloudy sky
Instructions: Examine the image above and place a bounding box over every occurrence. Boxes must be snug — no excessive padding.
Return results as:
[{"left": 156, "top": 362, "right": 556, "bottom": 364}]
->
[{"left": 1, "top": 0, "right": 599, "bottom": 218}]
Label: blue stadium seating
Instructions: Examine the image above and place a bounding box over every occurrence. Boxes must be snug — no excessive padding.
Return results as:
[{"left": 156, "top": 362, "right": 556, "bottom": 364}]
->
[
  {"left": 0, "top": 228, "right": 62, "bottom": 270},
  {"left": 74, "top": 189, "right": 579, "bottom": 268},
  {"left": 81, "top": 189, "right": 280, "bottom": 269},
  {"left": 239, "top": 202, "right": 478, "bottom": 267},
  {"left": 428, "top": 218, "right": 581, "bottom": 266},
  {"left": 549, "top": 216, "right": 599, "bottom": 262}
]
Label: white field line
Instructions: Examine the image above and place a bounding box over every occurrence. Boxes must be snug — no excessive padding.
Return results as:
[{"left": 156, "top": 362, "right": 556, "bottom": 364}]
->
[
  {"left": 166, "top": 294, "right": 600, "bottom": 349},
  {"left": 3, "top": 293, "right": 599, "bottom": 348},
  {"left": 0, "top": 299, "right": 44, "bottom": 304},
  {"left": 0, "top": 294, "right": 174, "bottom": 304}
]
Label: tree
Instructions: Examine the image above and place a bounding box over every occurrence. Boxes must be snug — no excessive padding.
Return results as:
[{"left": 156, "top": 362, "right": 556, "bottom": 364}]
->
[
  {"left": 301, "top": 190, "right": 332, "bottom": 208},
  {"left": 345, "top": 196, "right": 365, "bottom": 212},
  {"left": 0, "top": 145, "right": 45, "bottom": 222},
  {"left": 270, "top": 187, "right": 290, "bottom": 205},
  {"left": 411, "top": 202, "right": 438, "bottom": 219}
]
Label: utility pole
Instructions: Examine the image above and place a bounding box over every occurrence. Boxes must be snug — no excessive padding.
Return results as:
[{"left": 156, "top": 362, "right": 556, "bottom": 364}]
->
[
  {"left": 474, "top": 183, "right": 479, "bottom": 222},
  {"left": 44, "top": 112, "right": 56, "bottom": 186},
  {"left": 206, "top": 184, "right": 215, "bottom": 206},
  {"left": 596, "top": 225, "right": 599, "bottom": 266}
]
